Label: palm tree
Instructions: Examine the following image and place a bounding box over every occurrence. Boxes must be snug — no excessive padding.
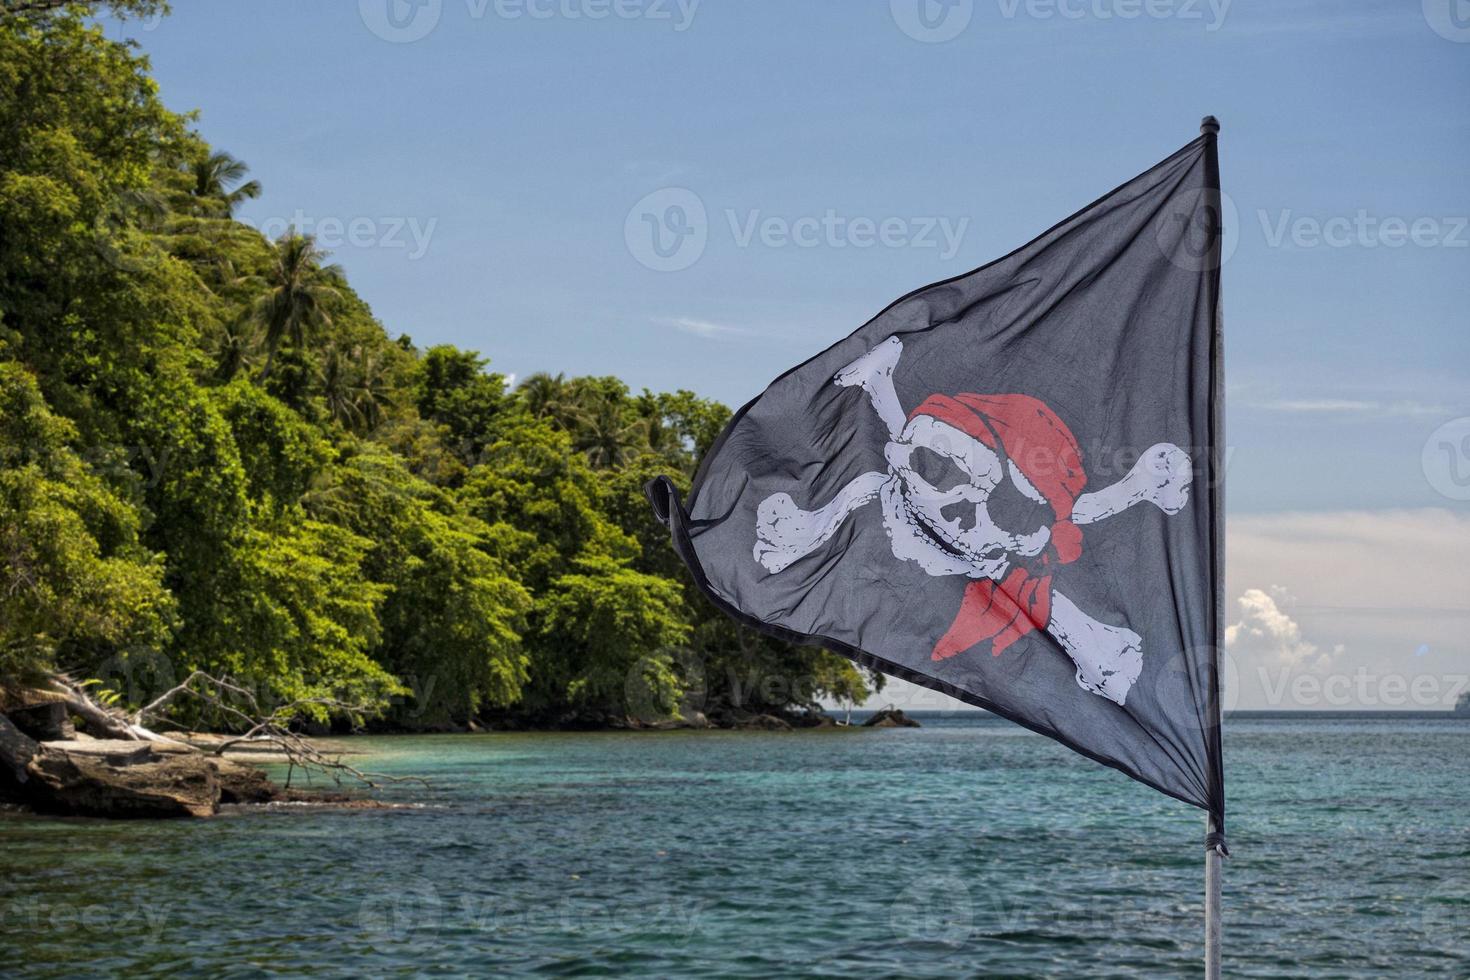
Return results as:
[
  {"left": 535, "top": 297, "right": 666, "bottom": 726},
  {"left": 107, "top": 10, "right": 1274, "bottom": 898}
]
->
[
  {"left": 577, "top": 392, "right": 645, "bottom": 469},
  {"left": 211, "top": 313, "right": 259, "bottom": 382},
  {"left": 317, "top": 344, "right": 396, "bottom": 433},
  {"left": 632, "top": 393, "right": 676, "bottom": 457},
  {"left": 517, "top": 372, "right": 590, "bottom": 432},
  {"left": 188, "top": 151, "right": 262, "bottom": 217},
  {"left": 352, "top": 350, "right": 395, "bottom": 432},
  {"left": 318, "top": 344, "right": 360, "bottom": 429},
  {"left": 517, "top": 371, "right": 563, "bottom": 416},
  {"left": 253, "top": 233, "right": 341, "bottom": 381}
]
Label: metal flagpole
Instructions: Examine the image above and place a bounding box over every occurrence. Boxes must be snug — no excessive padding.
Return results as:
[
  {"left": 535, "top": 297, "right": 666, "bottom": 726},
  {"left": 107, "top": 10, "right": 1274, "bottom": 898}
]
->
[
  {"left": 1206, "top": 814, "right": 1223, "bottom": 979},
  {"left": 1200, "top": 113, "right": 1225, "bottom": 980}
]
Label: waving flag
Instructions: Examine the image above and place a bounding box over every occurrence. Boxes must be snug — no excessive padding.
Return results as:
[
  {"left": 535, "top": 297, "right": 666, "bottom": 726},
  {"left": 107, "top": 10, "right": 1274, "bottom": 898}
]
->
[{"left": 648, "top": 125, "right": 1226, "bottom": 828}]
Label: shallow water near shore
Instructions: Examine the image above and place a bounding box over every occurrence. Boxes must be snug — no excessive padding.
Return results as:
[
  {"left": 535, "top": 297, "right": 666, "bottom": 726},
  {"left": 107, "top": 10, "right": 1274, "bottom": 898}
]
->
[{"left": 2, "top": 714, "right": 1467, "bottom": 977}]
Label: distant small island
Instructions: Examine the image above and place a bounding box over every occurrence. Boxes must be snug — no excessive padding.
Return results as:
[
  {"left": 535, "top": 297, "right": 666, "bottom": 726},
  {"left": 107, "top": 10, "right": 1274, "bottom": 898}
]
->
[{"left": 1456, "top": 691, "right": 1470, "bottom": 715}]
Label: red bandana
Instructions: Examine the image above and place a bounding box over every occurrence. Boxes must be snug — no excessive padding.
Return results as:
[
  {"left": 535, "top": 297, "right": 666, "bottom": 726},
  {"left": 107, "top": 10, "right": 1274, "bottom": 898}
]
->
[{"left": 905, "top": 393, "right": 1086, "bottom": 662}]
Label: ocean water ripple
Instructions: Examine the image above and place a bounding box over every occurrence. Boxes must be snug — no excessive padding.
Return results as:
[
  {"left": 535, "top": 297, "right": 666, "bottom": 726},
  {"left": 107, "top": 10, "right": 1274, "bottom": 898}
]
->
[{"left": 1, "top": 715, "right": 1466, "bottom": 977}]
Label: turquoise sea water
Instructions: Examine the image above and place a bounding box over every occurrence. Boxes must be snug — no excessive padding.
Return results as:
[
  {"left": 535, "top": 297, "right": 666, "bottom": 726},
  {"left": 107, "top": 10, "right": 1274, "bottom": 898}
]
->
[{"left": 2, "top": 714, "right": 1467, "bottom": 977}]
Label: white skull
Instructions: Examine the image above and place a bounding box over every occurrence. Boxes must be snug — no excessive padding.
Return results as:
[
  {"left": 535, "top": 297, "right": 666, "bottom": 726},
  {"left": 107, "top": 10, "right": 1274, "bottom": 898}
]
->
[
  {"left": 881, "top": 416, "right": 1053, "bottom": 580},
  {"left": 750, "top": 336, "right": 1195, "bottom": 708}
]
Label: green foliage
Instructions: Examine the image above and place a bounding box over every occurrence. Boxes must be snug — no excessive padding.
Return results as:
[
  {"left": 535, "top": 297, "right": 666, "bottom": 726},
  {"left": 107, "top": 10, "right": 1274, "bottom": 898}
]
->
[
  {"left": 537, "top": 551, "right": 690, "bottom": 715},
  {"left": 220, "top": 519, "right": 399, "bottom": 715},
  {"left": 414, "top": 345, "right": 514, "bottom": 467},
  {"left": 307, "top": 445, "right": 530, "bottom": 727},
  {"left": 459, "top": 414, "right": 602, "bottom": 590},
  {"left": 211, "top": 379, "right": 330, "bottom": 514},
  {"left": 0, "top": 362, "right": 173, "bottom": 682},
  {"left": 0, "top": 3, "right": 170, "bottom": 23},
  {"left": 0, "top": 6, "right": 873, "bottom": 730}
]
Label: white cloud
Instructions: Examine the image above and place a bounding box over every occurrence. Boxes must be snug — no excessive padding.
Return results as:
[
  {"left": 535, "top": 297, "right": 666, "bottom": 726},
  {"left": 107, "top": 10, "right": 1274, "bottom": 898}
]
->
[
  {"left": 1253, "top": 398, "right": 1449, "bottom": 417},
  {"left": 659, "top": 317, "right": 749, "bottom": 339},
  {"left": 1227, "top": 509, "right": 1470, "bottom": 710},
  {"left": 1225, "top": 586, "right": 1340, "bottom": 672},
  {"left": 1257, "top": 398, "right": 1377, "bottom": 413}
]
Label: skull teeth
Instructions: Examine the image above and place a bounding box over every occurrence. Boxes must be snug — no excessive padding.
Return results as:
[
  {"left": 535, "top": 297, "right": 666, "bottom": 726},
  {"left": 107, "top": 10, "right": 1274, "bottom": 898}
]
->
[{"left": 905, "top": 499, "right": 1006, "bottom": 568}]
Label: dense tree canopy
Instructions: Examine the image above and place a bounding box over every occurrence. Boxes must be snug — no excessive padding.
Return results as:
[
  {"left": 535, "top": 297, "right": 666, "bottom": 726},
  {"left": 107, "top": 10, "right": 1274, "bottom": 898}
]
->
[{"left": 0, "top": 7, "right": 875, "bottom": 728}]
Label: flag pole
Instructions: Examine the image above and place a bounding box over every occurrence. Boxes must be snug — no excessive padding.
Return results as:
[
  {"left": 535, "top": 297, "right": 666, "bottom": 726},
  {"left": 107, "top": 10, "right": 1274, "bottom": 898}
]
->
[
  {"left": 1206, "top": 813, "right": 1223, "bottom": 979},
  {"left": 1200, "top": 112, "right": 1225, "bottom": 980}
]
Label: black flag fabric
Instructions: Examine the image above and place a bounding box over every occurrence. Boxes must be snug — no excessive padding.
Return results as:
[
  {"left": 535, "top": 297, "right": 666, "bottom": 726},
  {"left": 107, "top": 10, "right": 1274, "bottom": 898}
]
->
[{"left": 648, "top": 126, "right": 1226, "bottom": 828}]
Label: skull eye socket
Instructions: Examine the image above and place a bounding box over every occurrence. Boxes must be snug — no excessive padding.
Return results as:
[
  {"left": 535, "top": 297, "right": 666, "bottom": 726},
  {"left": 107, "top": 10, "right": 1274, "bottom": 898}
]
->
[
  {"left": 909, "top": 445, "right": 970, "bottom": 492},
  {"left": 987, "top": 468, "right": 1052, "bottom": 535}
]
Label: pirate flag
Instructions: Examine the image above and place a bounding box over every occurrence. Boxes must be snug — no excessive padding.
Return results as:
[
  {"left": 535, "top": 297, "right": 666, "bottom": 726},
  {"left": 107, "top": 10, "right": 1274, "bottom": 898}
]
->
[{"left": 647, "top": 123, "right": 1226, "bottom": 828}]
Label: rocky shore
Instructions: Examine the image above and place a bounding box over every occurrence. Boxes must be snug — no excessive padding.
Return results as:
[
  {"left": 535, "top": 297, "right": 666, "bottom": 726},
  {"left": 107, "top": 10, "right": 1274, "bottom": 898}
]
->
[
  {"left": 0, "top": 688, "right": 358, "bottom": 819},
  {"left": 1, "top": 722, "right": 278, "bottom": 818}
]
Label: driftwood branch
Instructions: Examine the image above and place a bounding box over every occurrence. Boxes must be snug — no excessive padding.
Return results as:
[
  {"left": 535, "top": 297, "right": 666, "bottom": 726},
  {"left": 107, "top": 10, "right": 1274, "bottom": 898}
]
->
[
  {"left": 43, "top": 670, "right": 422, "bottom": 790},
  {"left": 128, "top": 671, "right": 423, "bottom": 790},
  {"left": 48, "top": 675, "right": 149, "bottom": 741}
]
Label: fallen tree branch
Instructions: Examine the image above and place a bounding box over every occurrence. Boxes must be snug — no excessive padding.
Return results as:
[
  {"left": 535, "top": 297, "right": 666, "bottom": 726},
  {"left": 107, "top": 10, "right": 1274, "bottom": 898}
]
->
[
  {"left": 48, "top": 675, "right": 150, "bottom": 742},
  {"left": 129, "top": 671, "right": 424, "bottom": 790},
  {"left": 44, "top": 669, "right": 422, "bottom": 790}
]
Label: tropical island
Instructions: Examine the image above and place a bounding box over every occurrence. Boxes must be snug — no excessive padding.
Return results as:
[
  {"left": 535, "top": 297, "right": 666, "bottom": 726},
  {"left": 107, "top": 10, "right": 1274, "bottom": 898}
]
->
[{"left": 0, "top": 2, "right": 890, "bottom": 817}]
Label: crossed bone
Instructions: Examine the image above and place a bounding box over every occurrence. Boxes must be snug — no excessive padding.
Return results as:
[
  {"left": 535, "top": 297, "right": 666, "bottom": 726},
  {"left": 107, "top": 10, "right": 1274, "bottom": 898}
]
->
[{"left": 752, "top": 336, "right": 1194, "bottom": 705}]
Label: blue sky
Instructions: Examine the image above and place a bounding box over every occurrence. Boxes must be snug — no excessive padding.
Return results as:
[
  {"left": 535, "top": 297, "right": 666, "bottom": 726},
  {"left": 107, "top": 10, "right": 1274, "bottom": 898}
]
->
[{"left": 106, "top": 0, "right": 1468, "bottom": 708}]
